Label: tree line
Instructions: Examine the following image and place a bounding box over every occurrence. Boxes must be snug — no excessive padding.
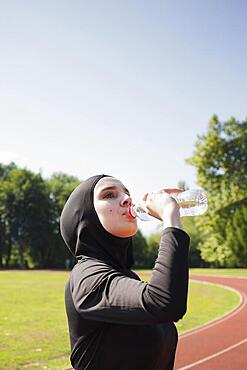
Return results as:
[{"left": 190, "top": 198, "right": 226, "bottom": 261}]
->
[
  {"left": 0, "top": 163, "right": 161, "bottom": 269},
  {"left": 0, "top": 115, "right": 246, "bottom": 269},
  {"left": 0, "top": 164, "right": 79, "bottom": 268}
]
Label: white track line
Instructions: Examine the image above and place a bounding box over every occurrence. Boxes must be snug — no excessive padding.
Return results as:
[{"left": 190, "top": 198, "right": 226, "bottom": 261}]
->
[
  {"left": 177, "top": 277, "right": 247, "bottom": 369},
  {"left": 177, "top": 337, "right": 247, "bottom": 370},
  {"left": 140, "top": 273, "right": 246, "bottom": 339},
  {"left": 179, "top": 279, "right": 246, "bottom": 339}
]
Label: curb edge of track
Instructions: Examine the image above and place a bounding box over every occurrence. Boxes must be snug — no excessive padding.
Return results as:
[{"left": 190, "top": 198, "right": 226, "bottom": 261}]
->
[{"left": 179, "top": 276, "right": 246, "bottom": 339}]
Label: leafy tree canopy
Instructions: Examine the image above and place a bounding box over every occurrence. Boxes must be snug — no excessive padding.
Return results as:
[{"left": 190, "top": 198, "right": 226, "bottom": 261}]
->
[{"left": 187, "top": 115, "right": 247, "bottom": 266}]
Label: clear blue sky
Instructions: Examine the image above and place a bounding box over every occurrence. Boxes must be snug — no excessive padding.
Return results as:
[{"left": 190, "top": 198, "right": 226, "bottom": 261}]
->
[{"left": 1, "top": 1, "right": 246, "bottom": 234}]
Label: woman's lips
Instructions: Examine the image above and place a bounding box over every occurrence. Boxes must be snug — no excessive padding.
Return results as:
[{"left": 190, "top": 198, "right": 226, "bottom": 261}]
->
[{"left": 126, "top": 206, "right": 136, "bottom": 219}]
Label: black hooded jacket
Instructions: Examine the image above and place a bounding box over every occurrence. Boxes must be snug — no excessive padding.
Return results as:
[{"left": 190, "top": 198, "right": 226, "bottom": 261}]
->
[{"left": 60, "top": 175, "right": 190, "bottom": 370}]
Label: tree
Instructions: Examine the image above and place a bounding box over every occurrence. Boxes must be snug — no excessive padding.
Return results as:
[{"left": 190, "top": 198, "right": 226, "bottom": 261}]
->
[
  {"left": 45, "top": 172, "right": 80, "bottom": 268},
  {"left": 181, "top": 217, "right": 209, "bottom": 267},
  {"left": 0, "top": 166, "right": 54, "bottom": 268},
  {"left": 0, "top": 165, "right": 81, "bottom": 269},
  {"left": 187, "top": 115, "right": 247, "bottom": 266},
  {"left": 47, "top": 172, "right": 80, "bottom": 212},
  {"left": 0, "top": 163, "right": 19, "bottom": 267},
  {"left": 146, "top": 232, "right": 160, "bottom": 267},
  {"left": 132, "top": 230, "right": 150, "bottom": 268}
]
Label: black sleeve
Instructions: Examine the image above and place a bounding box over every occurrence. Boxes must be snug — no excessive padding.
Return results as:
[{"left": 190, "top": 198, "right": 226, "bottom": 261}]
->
[{"left": 70, "top": 227, "right": 190, "bottom": 325}]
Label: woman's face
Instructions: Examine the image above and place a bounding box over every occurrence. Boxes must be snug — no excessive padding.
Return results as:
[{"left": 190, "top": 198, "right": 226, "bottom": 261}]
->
[{"left": 94, "top": 177, "right": 138, "bottom": 238}]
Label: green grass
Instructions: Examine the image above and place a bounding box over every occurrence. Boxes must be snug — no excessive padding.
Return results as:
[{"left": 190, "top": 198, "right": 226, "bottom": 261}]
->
[
  {"left": 176, "top": 281, "right": 240, "bottom": 333},
  {"left": 137, "top": 272, "right": 241, "bottom": 334},
  {"left": 190, "top": 268, "right": 247, "bottom": 277},
  {"left": 137, "top": 268, "right": 247, "bottom": 277},
  {"left": 0, "top": 271, "right": 71, "bottom": 370},
  {"left": 0, "top": 270, "right": 242, "bottom": 369}
]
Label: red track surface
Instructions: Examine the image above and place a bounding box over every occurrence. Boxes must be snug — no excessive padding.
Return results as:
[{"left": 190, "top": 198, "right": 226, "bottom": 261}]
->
[{"left": 174, "top": 274, "right": 247, "bottom": 370}]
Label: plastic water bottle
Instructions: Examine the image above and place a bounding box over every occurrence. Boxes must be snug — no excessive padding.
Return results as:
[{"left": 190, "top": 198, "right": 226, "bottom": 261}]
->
[{"left": 131, "top": 189, "right": 208, "bottom": 221}]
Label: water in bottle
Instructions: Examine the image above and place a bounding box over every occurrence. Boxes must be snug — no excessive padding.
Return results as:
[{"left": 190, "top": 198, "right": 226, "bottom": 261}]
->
[
  {"left": 172, "top": 189, "right": 208, "bottom": 217},
  {"left": 131, "top": 189, "right": 208, "bottom": 221}
]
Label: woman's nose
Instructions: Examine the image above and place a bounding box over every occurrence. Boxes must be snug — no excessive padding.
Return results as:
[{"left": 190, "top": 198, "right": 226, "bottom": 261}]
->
[{"left": 121, "top": 194, "right": 132, "bottom": 207}]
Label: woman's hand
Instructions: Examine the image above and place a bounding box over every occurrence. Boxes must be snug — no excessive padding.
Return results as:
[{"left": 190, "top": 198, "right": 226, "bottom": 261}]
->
[{"left": 140, "top": 189, "right": 183, "bottom": 229}]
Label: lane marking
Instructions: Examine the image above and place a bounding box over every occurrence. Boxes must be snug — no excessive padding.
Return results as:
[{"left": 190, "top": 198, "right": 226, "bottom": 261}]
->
[
  {"left": 139, "top": 273, "right": 246, "bottom": 339},
  {"left": 179, "top": 279, "right": 246, "bottom": 339},
  {"left": 177, "top": 337, "right": 247, "bottom": 369}
]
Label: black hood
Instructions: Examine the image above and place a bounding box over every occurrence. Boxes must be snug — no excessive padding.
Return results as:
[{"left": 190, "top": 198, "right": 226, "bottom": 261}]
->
[{"left": 60, "top": 174, "right": 134, "bottom": 270}]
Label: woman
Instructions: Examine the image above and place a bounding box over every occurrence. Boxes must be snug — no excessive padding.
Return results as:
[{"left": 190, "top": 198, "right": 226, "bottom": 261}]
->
[{"left": 60, "top": 174, "right": 190, "bottom": 370}]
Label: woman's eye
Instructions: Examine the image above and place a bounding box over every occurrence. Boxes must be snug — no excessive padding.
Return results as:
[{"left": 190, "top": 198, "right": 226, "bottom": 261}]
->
[{"left": 104, "top": 192, "right": 116, "bottom": 199}]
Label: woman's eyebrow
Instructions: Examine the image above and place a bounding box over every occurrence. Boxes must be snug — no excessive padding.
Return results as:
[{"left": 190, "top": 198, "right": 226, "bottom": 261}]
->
[{"left": 100, "top": 186, "right": 130, "bottom": 195}]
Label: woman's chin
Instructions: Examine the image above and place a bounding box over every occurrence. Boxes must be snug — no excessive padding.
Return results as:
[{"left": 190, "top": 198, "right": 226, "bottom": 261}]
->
[{"left": 112, "top": 225, "right": 138, "bottom": 238}]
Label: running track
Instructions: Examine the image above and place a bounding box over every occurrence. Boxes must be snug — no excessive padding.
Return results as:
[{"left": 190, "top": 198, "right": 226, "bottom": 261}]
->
[{"left": 174, "top": 274, "right": 247, "bottom": 370}]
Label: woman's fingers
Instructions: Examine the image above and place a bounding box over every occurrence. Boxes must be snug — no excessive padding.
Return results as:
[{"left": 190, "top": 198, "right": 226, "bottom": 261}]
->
[
  {"left": 162, "top": 188, "right": 183, "bottom": 195},
  {"left": 137, "top": 188, "right": 183, "bottom": 221}
]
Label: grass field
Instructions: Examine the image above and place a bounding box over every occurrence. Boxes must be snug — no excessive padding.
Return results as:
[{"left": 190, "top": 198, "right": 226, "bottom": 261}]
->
[
  {"left": 0, "top": 269, "right": 242, "bottom": 370},
  {"left": 190, "top": 268, "right": 247, "bottom": 277}
]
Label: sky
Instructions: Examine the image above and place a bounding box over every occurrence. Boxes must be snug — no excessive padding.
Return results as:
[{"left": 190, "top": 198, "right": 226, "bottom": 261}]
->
[{"left": 1, "top": 0, "right": 247, "bottom": 235}]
